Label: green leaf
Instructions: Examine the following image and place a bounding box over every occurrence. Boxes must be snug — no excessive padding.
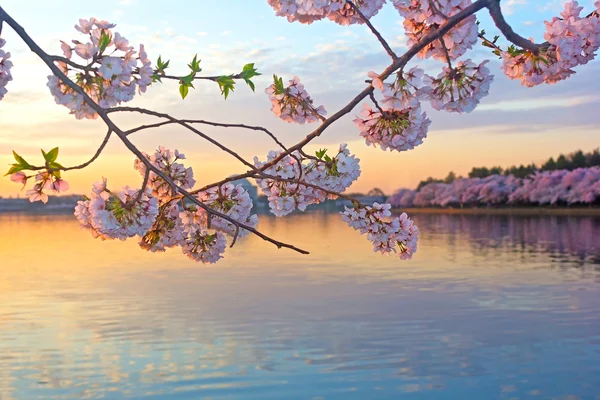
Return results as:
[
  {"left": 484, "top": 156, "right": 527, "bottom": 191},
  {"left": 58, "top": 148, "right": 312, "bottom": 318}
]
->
[
  {"left": 188, "top": 54, "right": 202, "bottom": 73},
  {"left": 13, "top": 150, "right": 30, "bottom": 167},
  {"left": 273, "top": 74, "right": 286, "bottom": 95},
  {"left": 43, "top": 147, "right": 59, "bottom": 163},
  {"left": 245, "top": 79, "right": 255, "bottom": 92},
  {"left": 179, "top": 84, "right": 189, "bottom": 99},
  {"left": 98, "top": 30, "right": 111, "bottom": 53},
  {"left": 315, "top": 149, "right": 328, "bottom": 159},
  {"left": 217, "top": 76, "right": 236, "bottom": 100},
  {"left": 241, "top": 63, "right": 260, "bottom": 79},
  {"left": 5, "top": 164, "right": 25, "bottom": 176},
  {"left": 155, "top": 56, "right": 170, "bottom": 75},
  {"left": 48, "top": 161, "right": 64, "bottom": 170},
  {"left": 180, "top": 73, "right": 195, "bottom": 85}
]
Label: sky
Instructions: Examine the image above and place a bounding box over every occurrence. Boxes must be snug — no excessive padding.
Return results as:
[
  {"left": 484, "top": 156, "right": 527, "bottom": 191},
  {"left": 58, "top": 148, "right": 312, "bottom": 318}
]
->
[{"left": 0, "top": 0, "right": 599, "bottom": 198}]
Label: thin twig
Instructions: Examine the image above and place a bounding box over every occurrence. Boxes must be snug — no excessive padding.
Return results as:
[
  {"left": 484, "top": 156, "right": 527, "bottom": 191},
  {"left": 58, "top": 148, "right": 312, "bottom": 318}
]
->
[
  {"left": 131, "top": 167, "right": 150, "bottom": 206},
  {"left": 346, "top": 1, "right": 398, "bottom": 60},
  {"left": 478, "top": 32, "right": 503, "bottom": 53},
  {"left": 439, "top": 39, "right": 453, "bottom": 69},
  {"left": 157, "top": 72, "right": 243, "bottom": 82},
  {"left": 229, "top": 224, "right": 240, "bottom": 248},
  {"left": 25, "top": 129, "right": 112, "bottom": 173},
  {"left": 368, "top": 91, "right": 386, "bottom": 114},
  {"left": 124, "top": 117, "right": 289, "bottom": 152},
  {"left": 110, "top": 107, "right": 257, "bottom": 170},
  {"left": 63, "top": 129, "right": 112, "bottom": 171}
]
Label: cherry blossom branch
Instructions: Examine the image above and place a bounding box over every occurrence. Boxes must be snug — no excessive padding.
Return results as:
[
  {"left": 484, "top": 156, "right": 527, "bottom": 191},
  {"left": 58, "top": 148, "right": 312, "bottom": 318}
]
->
[
  {"left": 439, "top": 39, "right": 453, "bottom": 69},
  {"left": 368, "top": 91, "right": 386, "bottom": 113},
  {"left": 0, "top": 5, "right": 308, "bottom": 255},
  {"left": 123, "top": 116, "right": 289, "bottom": 151},
  {"left": 487, "top": 0, "right": 541, "bottom": 54},
  {"left": 346, "top": 1, "right": 398, "bottom": 60},
  {"left": 22, "top": 129, "right": 112, "bottom": 173},
  {"left": 62, "top": 129, "right": 112, "bottom": 171},
  {"left": 108, "top": 107, "right": 258, "bottom": 170},
  {"left": 157, "top": 72, "right": 244, "bottom": 82},
  {"left": 132, "top": 166, "right": 150, "bottom": 206},
  {"left": 50, "top": 55, "right": 95, "bottom": 71},
  {"left": 195, "top": 0, "right": 490, "bottom": 193},
  {"left": 478, "top": 32, "right": 503, "bottom": 53}
]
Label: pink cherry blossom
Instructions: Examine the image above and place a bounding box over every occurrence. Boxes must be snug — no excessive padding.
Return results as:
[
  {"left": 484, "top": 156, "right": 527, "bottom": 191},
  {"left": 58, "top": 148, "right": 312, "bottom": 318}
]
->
[
  {"left": 392, "top": 0, "right": 478, "bottom": 61},
  {"left": 10, "top": 171, "right": 27, "bottom": 186},
  {"left": 255, "top": 144, "right": 361, "bottom": 216},
  {"left": 133, "top": 146, "right": 196, "bottom": 201},
  {"left": 0, "top": 38, "right": 14, "bottom": 101},
  {"left": 421, "top": 60, "right": 493, "bottom": 113},
  {"left": 265, "top": 76, "right": 326, "bottom": 124},
  {"left": 501, "top": 1, "right": 600, "bottom": 87},
  {"left": 48, "top": 18, "right": 152, "bottom": 119},
  {"left": 341, "top": 202, "right": 419, "bottom": 260}
]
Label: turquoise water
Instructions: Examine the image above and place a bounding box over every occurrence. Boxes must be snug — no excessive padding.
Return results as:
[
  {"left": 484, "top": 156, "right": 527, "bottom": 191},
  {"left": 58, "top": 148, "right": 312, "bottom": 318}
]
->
[{"left": 1, "top": 212, "right": 599, "bottom": 399}]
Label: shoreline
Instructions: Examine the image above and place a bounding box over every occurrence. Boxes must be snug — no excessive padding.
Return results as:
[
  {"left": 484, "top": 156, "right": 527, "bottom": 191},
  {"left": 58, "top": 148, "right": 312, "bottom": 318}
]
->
[
  {"left": 2, "top": 206, "right": 600, "bottom": 217},
  {"left": 394, "top": 207, "right": 600, "bottom": 216}
]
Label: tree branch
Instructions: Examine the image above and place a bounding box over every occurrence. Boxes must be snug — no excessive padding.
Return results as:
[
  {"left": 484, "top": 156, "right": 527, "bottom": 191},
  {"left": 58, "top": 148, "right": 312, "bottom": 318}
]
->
[
  {"left": 0, "top": 5, "right": 308, "bottom": 255},
  {"left": 487, "top": 0, "right": 541, "bottom": 54},
  {"left": 195, "top": 0, "right": 490, "bottom": 192}
]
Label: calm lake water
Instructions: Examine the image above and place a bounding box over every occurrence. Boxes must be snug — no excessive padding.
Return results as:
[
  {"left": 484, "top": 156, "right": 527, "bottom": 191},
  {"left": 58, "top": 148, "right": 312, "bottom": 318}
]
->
[{"left": 1, "top": 212, "right": 600, "bottom": 399}]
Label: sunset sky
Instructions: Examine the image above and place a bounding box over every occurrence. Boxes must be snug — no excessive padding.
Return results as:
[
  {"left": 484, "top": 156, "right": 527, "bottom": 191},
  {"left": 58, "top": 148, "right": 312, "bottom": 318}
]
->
[{"left": 0, "top": 0, "right": 599, "bottom": 198}]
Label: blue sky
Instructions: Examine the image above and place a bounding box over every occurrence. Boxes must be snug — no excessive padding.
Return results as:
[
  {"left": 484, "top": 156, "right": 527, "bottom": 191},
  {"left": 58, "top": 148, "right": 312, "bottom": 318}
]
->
[{"left": 0, "top": 0, "right": 599, "bottom": 196}]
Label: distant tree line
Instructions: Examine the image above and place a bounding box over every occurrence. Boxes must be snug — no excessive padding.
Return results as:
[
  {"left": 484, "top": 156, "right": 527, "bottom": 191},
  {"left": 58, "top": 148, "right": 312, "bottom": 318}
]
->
[{"left": 417, "top": 148, "right": 600, "bottom": 190}]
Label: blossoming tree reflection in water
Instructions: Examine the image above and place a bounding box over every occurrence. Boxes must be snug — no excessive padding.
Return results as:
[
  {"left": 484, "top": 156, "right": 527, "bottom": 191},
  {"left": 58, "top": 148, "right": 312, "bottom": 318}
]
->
[{"left": 2, "top": 1, "right": 600, "bottom": 264}]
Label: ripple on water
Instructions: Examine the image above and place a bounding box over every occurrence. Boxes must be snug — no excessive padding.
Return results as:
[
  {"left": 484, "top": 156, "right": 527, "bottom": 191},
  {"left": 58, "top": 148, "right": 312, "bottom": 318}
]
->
[{"left": 0, "top": 212, "right": 599, "bottom": 399}]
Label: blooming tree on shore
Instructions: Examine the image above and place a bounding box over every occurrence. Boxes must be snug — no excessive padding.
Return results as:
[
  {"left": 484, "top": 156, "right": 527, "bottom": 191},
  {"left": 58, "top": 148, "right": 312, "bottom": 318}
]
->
[
  {"left": 389, "top": 167, "right": 600, "bottom": 207},
  {"left": 2, "top": 0, "right": 600, "bottom": 263}
]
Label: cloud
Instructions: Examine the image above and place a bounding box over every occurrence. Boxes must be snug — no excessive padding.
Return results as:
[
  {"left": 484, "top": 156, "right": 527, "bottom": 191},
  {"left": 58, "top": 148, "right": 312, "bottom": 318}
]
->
[{"left": 502, "top": 0, "right": 527, "bottom": 15}]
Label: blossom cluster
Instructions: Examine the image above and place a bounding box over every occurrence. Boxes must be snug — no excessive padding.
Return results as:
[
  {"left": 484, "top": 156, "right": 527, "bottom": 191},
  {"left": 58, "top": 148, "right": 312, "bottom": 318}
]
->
[
  {"left": 341, "top": 202, "right": 419, "bottom": 260},
  {"left": 10, "top": 170, "right": 70, "bottom": 204},
  {"left": 0, "top": 38, "right": 13, "bottom": 101},
  {"left": 196, "top": 183, "right": 259, "bottom": 238},
  {"left": 388, "top": 167, "right": 600, "bottom": 208},
  {"left": 254, "top": 144, "right": 361, "bottom": 216},
  {"left": 47, "top": 18, "right": 153, "bottom": 119},
  {"left": 265, "top": 76, "right": 326, "bottom": 124},
  {"left": 266, "top": 0, "right": 386, "bottom": 25},
  {"left": 133, "top": 146, "right": 195, "bottom": 201},
  {"left": 71, "top": 147, "right": 259, "bottom": 263},
  {"left": 355, "top": 68, "right": 431, "bottom": 152},
  {"left": 74, "top": 178, "right": 159, "bottom": 240},
  {"left": 353, "top": 102, "right": 430, "bottom": 152},
  {"left": 179, "top": 208, "right": 228, "bottom": 263},
  {"left": 392, "top": 0, "right": 478, "bottom": 61},
  {"left": 501, "top": 0, "right": 600, "bottom": 87},
  {"left": 421, "top": 59, "right": 493, "bottom": 113}
]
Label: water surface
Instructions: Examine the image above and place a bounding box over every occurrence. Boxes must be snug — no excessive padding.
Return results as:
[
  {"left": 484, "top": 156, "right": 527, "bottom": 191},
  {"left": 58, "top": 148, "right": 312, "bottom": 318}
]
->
[{"left": 1, "top": 212, "right": 600, "bottom": 399}]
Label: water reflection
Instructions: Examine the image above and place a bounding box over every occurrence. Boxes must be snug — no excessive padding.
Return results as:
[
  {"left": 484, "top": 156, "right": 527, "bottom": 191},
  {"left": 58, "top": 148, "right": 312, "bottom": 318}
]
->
[{"left": 1, "top": 212, "right": 599, "bottom": 399}]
